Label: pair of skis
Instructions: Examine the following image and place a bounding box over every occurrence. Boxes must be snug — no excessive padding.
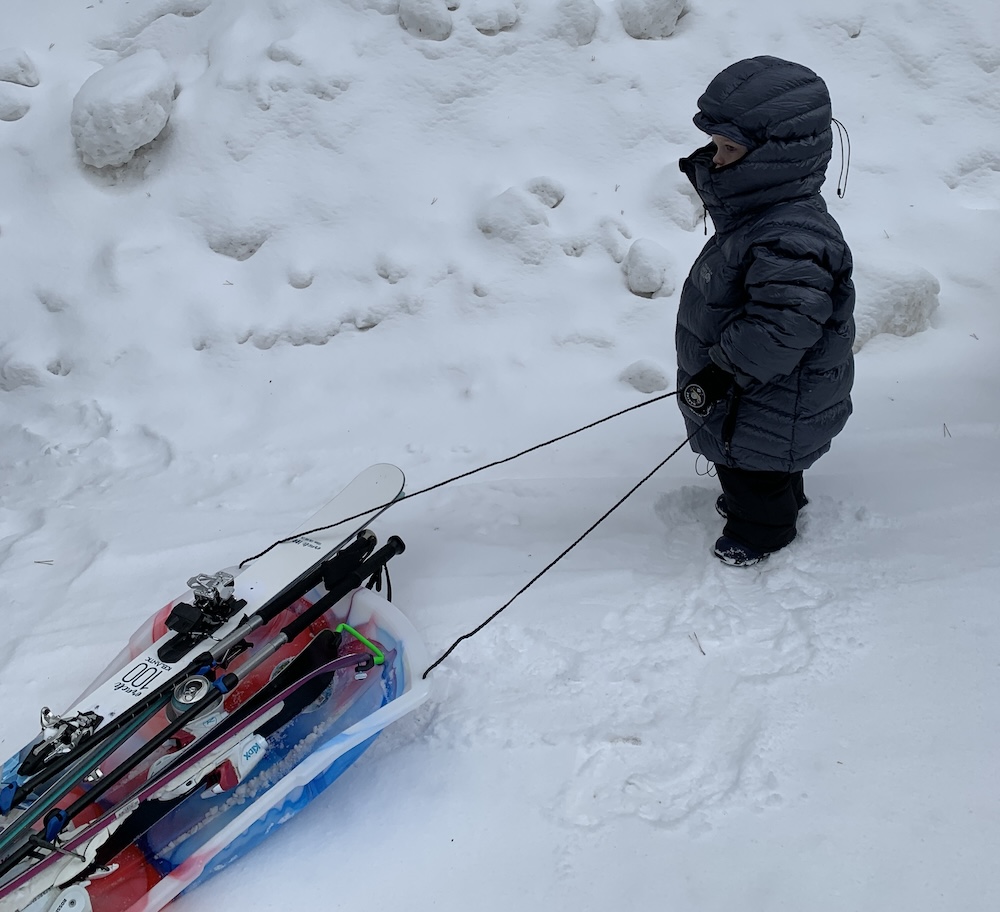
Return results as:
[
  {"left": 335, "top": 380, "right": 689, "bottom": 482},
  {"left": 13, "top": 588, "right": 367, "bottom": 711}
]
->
[{"left": 0, "top": 465, "right": 406, "bottom": 894}]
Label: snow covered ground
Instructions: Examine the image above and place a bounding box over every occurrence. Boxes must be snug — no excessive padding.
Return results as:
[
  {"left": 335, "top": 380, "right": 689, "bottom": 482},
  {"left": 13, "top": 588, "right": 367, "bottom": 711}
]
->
[{"left": 2, "top": 0, "right": 999, "bottom": 909}]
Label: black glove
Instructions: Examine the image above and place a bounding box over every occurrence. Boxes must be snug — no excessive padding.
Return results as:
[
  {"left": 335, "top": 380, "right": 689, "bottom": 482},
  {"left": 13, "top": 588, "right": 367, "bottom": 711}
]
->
[{"left": 681, "top": 363, "right": 734, "bottom": 417}]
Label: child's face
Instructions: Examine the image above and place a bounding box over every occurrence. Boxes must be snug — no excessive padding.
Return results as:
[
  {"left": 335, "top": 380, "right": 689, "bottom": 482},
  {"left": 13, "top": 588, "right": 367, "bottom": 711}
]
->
[{"left": 710, "top": 135, "right": 748, "bottom": 168}]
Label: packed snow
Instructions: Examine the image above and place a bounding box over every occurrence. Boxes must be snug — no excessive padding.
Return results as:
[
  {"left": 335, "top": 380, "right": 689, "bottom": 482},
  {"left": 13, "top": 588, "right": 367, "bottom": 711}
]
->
[{"left": 1, "top": 1, "right": 999, "bottom": 910}]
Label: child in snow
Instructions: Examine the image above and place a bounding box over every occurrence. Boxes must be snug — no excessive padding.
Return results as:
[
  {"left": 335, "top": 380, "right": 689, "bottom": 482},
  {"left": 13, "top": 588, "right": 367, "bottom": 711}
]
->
[{"left": 676, "top": 56, "right": 855, "bottom": 567}]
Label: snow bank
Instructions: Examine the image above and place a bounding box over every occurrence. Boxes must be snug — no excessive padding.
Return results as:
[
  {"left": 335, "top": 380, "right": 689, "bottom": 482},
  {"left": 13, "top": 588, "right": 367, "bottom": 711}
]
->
[{"left": 70, "top": 50, "right": 175, "bottom": 168}]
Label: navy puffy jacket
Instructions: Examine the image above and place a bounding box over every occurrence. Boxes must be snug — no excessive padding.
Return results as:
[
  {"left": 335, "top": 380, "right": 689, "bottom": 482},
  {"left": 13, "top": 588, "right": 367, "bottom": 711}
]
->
[{"left": 676, "top": 56, "right": 855, "bottom": 472}]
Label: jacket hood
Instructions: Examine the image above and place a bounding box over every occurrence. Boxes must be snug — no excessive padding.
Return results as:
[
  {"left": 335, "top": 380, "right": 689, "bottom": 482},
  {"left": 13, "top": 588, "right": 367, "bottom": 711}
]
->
[{"left": 681, "top": 57, "right": 834, "bottom": 229}]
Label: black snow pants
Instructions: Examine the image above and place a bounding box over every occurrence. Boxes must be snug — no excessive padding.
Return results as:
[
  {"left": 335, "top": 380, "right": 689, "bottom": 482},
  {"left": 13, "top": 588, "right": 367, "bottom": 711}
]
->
[{"left": 715, "top": 465, "right": 808, "bottom": 554}]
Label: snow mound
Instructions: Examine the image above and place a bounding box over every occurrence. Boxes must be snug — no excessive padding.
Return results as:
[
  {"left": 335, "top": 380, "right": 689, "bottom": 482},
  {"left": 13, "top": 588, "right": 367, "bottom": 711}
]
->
[
  {"left": 0, "top": 88, "right": 29, "bottom": 122},
  {"left": 618, "top": 360, "right": 670, "bottom": 394},
  {"left": 70, "top": 50, "right": 175, "bottom": 168},
  {"left": 853, "top": 260, "right": 940, "bottom": 351},
  {"left": 538, "top": 0, "right": 602, "bottom": 46},
  {"left": 399, "top": 0, "right": 453, "bottom": 41},
  {"left": 525, "top": 176, "right": 566, "bottom": 209},
  {"left": 477, "top": 186, "right": 552, "bottom": 264},
  {"left": 468, "top": 0, "right": 519, "bottom": 35},
  {"left": 617, "top": 0, "right": 685, "bottom": 39},
  {"left": 622, "top": 238, "right": 675, "bottom": 297},
  {"left": 599, "top": 217, "right": 633, "bottom": 263},
  {"left": 0, "top": 347, "right": 43, "bottom": 392},
  {"left": 551, "top": 0, "right": 601, "bottom": 46},
  {"left": 0, "top": 48, "right": 39, "bottom": 87}
]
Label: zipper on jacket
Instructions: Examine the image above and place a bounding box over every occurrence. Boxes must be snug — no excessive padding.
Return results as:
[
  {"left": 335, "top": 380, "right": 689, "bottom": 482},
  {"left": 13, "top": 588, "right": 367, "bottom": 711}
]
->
[{"left": 721, "top": 388, "right": 741, "bottom": 458}]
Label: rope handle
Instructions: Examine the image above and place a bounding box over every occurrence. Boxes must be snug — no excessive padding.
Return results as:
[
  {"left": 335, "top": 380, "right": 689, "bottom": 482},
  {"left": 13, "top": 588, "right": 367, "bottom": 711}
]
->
[{"left": 239, "top": 391, "right": 677, "bottom": 568}]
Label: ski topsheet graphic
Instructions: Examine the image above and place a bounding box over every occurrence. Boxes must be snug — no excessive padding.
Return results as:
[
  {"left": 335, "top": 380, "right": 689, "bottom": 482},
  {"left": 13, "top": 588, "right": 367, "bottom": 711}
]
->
[{"left": 0, "top": 465, "right": 428, "bottom": 912}]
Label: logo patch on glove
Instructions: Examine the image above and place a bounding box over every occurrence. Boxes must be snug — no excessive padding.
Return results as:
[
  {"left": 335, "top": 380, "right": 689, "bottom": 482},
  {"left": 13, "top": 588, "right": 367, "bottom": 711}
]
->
[{"left": 683, "top": 385, "right": 707, "bottom": 410}]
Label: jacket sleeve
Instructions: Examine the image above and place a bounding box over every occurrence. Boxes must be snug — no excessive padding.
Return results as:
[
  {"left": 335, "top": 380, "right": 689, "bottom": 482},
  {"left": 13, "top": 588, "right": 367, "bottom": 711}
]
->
[{"left": 712, "top": 239, "right": 835, "bottom": 386}]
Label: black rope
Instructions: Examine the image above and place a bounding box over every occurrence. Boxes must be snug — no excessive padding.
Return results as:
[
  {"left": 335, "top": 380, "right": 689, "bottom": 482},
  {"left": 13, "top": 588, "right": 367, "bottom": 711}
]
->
[
  {"left": 239, "top": 391, "right": 678, "bottom": 568},
  {"left": 421, "top": 422, "right": 702, "bottom": 678}
]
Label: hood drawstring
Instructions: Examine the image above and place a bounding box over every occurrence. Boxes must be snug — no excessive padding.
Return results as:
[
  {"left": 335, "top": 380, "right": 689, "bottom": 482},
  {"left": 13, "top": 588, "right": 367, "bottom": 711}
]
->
[
  {"left": 832, "top": 118, "right": 851, "bottom": 198},
  {"left": 703, "top": 205, "right": 709, "bottom": 235}
]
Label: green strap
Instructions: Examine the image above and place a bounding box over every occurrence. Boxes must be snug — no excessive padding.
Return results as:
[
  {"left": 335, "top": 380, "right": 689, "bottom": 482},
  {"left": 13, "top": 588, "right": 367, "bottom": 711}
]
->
[{"left": 335, "top": 624, "right": 384, "bottom": 665}]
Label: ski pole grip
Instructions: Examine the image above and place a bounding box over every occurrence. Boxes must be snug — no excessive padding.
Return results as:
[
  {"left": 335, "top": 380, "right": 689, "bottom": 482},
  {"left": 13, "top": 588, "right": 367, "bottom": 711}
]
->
[
  {"left": 386, "top": 535, "right": 405, "bottom": 555},
  {"left": 255, "top": 530, "right": 377, "bottom": 627},
  {"left": 279, "top": 536, "right": 406, "bottom": 644}
]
